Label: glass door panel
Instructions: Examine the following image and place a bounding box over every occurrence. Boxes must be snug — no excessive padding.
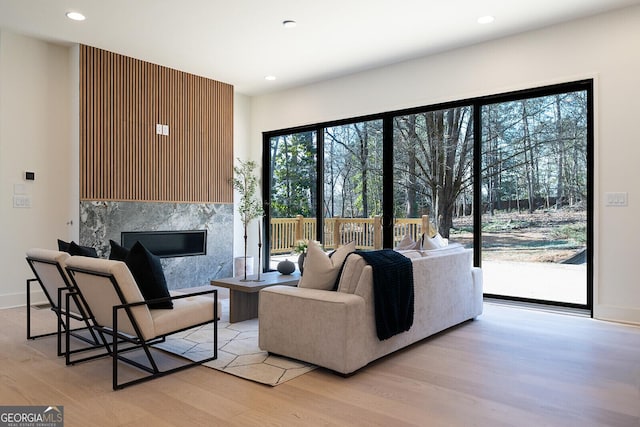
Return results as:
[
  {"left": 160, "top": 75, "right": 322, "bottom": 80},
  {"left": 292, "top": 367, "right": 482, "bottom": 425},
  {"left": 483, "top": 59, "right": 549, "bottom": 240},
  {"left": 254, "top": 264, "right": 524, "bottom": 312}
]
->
[
  {"left": 481, "top": 91, "right": 588, "bottom": 305},
  {"left": 268, "top": 131, "right": 317, "bottom": 269},
  {"left": 392, "top": 107, "right": 474, "bottom": 249},
  {"left": 324, "top": 120, "right": 383, "bottom": 250}
]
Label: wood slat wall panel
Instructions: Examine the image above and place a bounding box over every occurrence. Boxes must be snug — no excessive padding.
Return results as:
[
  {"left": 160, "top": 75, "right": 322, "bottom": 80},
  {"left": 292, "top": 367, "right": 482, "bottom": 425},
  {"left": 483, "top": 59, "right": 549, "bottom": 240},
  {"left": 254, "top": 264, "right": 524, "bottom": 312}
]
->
[{"left": 80, "top": 45, "right": 233, "bottom": 203}]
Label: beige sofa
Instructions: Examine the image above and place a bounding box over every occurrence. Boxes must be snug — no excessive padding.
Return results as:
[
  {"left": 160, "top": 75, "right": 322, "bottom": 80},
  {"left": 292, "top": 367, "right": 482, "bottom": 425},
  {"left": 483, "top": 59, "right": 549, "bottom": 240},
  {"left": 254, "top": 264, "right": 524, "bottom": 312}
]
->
[{"left": 258, "top": 248, "right": 483, "bottom": 374}]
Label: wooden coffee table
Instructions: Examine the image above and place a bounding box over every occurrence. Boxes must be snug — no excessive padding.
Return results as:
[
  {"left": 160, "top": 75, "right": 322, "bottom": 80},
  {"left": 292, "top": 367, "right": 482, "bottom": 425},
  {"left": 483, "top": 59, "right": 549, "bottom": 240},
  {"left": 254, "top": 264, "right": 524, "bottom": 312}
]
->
[{"left": 211, "top": 271, "right": 300, "bottom": 323}]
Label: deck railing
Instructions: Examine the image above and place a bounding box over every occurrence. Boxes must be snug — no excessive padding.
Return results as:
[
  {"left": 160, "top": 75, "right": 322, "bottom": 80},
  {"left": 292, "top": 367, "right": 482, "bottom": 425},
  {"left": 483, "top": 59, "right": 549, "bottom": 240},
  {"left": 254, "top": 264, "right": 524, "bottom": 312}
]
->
[{"left": 269, "top": 215, "right": 436, "bottom": 254}]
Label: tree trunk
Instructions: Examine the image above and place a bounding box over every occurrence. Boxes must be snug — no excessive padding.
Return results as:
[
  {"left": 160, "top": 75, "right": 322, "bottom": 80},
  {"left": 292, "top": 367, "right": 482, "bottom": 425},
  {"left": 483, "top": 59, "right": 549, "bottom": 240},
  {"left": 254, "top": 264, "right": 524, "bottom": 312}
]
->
[
  {"left": 555, "top": 95, "right": 566, "bottom": 209},
  {"left": 522, "top": 102, "right": 535, "bottom": 213}
]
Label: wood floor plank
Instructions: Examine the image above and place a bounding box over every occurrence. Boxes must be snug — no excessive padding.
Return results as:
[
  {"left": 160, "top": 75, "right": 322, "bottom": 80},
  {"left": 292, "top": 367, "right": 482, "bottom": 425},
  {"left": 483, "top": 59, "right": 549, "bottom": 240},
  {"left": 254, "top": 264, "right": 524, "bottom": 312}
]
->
[{"left": 2, "top": 302, "right": 639, "bottom": 426}]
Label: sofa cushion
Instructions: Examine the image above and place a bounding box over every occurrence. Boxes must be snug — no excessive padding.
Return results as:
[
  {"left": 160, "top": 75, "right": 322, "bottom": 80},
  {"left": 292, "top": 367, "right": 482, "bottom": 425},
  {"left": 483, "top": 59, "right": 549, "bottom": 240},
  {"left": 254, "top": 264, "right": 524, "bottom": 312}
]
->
[
  {"left": 336, "top": 254, "right": 368, "bottom": 294},
  {"left": 65, "top": 240, "right": 99, "bottom": 258},
  {"left": 393, "top": 249, "right": 423, "bottom": 259},
  {"left": 57, "top": 239, "right": 69, "bottom": 252},
  {"left": 109, "top": 239, "right": 130, "bottom": 261},
  {"left": 422, "top": 242, "right": 465, "bottom": 256},
  {"left": 298, "top": 241, "right": 355, "bottom": 291},
  {"left": 394, "top": 234, "right": 420, "bottom": 250},
  {"left": 421, "top": 233, "right": 447, "bottom": 250},
  {"left": 125, "top": 241, "right": 173, "bottom": 309}
]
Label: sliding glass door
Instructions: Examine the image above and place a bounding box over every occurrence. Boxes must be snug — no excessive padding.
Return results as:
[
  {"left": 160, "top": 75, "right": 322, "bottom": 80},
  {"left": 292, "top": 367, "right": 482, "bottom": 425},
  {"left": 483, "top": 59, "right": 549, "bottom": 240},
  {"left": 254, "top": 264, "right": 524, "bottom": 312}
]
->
[
  {"left": 263, "top": 80, "right": 592, "bottom": 311},
  {"left": 266, "top": 131, "right": 317, "bottom": 268},
  {"left": 481, "top": 89, "right": 589, "bottom": 305}
]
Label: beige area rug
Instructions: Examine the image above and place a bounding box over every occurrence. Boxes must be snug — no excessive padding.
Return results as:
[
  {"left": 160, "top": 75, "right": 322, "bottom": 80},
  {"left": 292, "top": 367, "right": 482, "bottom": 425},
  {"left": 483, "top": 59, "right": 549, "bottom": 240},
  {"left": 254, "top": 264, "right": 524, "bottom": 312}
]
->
[{"left": 155, "top": 301, "right": 315, "bottom": 386}]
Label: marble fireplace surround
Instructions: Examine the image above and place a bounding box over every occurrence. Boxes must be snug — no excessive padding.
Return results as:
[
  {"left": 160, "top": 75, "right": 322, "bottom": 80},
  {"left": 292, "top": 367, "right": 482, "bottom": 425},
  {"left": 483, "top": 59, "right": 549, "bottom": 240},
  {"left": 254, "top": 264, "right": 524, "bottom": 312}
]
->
[{"left": 79, "top": 201, "right": 234, "bottom": 290}]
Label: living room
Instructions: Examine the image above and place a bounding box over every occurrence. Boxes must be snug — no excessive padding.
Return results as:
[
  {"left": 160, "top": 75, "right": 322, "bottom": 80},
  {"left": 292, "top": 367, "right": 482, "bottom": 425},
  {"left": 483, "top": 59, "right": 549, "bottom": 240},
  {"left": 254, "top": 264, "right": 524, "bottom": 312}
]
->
[{"left": 1, "top": 1, "right": 640, "bottom": 425}]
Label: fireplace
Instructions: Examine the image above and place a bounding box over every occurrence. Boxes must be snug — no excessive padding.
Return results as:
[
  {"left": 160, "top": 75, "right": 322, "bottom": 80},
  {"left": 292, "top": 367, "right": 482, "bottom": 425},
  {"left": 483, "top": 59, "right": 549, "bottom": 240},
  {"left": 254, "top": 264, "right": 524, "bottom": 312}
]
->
[{"left": 121, "top": 230, "right": 207, "bottom": 258}]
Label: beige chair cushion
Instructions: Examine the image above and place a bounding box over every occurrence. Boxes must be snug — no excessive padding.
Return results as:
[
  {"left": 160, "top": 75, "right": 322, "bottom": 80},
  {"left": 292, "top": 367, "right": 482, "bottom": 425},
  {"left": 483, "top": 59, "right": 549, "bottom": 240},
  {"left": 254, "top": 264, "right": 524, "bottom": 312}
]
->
[
  {"left": 65, "top": 256, "right": 218, "bottom": 341},
  {"left": 65, "top": 256, "right": 155, "bottom": 340},
  {"left": 26, "top": 248, "right": 84, "bottom": 314},
  {"left": 151, "top": 294, "right": 216, "bottom": 337}
]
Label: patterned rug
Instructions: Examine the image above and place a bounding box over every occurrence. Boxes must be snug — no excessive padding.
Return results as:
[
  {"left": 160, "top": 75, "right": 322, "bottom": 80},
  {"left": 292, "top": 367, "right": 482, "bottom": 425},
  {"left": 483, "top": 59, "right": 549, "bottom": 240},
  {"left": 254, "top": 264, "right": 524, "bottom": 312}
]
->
[{"left": 155, "top": 311, "right": 316, "bottom": 386}]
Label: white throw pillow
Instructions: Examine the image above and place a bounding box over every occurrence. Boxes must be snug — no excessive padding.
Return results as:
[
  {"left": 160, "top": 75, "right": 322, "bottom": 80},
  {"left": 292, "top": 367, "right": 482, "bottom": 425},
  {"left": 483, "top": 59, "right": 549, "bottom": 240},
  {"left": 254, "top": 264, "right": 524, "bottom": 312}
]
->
[
  {"left": 298, "top": 241, "right": 356, "bottom": 291},
  {"left": 394, "top": 234, "right": 418, "bottom": 250},
  {"left": 422, "top": 233, "right": 447, "bottom": 250}
]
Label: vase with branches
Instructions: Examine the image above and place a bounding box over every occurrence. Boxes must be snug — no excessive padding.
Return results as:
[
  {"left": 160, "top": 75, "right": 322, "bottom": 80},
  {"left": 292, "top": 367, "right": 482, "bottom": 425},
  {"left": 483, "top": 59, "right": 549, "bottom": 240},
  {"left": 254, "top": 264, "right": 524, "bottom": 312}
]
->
[{"left": 232, "top": 158, "right": 264, "bottom": 281}]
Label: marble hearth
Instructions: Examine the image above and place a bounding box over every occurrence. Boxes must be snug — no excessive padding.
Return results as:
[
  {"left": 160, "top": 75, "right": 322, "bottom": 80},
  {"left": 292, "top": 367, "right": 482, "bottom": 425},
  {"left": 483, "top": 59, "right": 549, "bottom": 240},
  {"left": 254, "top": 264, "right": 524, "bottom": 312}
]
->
[{"left": 79, "top": 201, "right": 233, "bottom": 290}]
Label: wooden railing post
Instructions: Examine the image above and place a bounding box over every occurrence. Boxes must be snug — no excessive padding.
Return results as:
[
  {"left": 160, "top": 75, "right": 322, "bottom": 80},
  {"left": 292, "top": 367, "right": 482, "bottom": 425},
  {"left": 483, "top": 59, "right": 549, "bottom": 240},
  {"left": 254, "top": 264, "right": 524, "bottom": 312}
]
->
[
  {"left": 333, "top": 216, "right": 341, "bottom": 248},
  {"left": 422, "top": 214, "right": 437, "bottom": 237},
  {"left": 373, "top": 215, "right": 382, "bottom": 249},
  {"left": 295, "top": 215, "right": 304, "bottom": 242}
]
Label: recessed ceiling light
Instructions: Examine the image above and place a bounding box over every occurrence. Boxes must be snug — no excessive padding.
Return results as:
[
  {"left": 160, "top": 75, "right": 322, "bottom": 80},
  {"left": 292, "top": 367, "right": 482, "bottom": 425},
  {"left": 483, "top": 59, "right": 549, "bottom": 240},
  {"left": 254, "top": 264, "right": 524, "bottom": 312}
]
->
[
  {"left": 282, "top": 20, "right": 297, "bottom": 29},
  {"left": 66, "top": 11, "right": 86, "bottom": 21},
  {"left": 265, "top": 75, "right": 277, "bottom": 81},
  {"left": 477, "top": 15, "right": 495, "bottom": 24}
]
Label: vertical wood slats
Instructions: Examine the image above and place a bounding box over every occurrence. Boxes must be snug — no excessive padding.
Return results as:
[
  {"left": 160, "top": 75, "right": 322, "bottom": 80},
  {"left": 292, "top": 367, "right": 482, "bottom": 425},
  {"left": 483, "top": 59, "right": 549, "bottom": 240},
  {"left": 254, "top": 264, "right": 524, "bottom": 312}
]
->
[{"left": 79, "top": 45, "right": 233, "bottom": 203}]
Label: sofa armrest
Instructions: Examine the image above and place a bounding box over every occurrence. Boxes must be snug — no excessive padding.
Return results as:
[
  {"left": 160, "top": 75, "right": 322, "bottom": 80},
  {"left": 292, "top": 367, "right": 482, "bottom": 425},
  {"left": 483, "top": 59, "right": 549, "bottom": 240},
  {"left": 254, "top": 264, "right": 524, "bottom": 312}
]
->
[{"left": 258, "top": 285, "right": 368, "bottom": 374}]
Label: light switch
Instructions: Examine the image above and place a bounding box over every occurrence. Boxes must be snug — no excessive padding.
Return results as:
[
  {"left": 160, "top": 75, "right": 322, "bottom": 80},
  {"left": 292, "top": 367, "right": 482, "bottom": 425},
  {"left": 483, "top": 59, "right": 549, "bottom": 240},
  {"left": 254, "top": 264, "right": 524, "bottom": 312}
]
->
[
  {"left": 162, "top": 125, "right": 169, "bottom": 136},
  {"left": 156, "top": 124, "right": 163, "bottom": 135},
  {"left": 605, "top": 192, "right": 628, "bottom": 207},
  {"left": 13, "top": 195, "right": 32, "bottom": 208}
]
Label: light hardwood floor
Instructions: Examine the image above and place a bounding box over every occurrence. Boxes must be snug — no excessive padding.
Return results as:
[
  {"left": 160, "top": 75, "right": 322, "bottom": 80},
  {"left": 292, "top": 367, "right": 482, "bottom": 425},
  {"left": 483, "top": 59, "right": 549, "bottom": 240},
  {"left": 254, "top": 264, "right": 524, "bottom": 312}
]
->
[{"left": 1, "top": 300, "right": 639, "bottom": 426}]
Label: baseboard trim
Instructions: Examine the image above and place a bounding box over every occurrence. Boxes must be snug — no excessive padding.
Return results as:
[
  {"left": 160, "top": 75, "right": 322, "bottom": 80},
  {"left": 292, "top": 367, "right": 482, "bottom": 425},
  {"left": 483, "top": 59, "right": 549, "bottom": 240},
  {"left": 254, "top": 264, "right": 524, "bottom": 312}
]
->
[
  {"left": 593, "top": 304, "right": 640, "bottom": 326},
  {"left": 0, "top": 289, "right": 46, "bottom": 309}
]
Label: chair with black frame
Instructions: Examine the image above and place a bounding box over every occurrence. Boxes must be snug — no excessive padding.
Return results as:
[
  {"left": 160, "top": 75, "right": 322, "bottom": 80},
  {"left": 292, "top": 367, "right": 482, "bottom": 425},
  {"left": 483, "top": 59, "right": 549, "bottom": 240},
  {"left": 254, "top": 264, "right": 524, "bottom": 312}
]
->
[
  {"left": 64, "top": 255, "right": 218, "bottom": 390},
  {"left": 25, "top": 248, "right": 101, "bottom": 356}
]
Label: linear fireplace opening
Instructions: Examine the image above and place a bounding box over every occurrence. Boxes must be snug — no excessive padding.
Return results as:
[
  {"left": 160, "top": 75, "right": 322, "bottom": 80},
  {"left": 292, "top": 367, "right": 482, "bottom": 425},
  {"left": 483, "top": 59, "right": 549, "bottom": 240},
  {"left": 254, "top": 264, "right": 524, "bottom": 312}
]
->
[{"left": 121, "top": 230, "right": 207, "bottom": 258}]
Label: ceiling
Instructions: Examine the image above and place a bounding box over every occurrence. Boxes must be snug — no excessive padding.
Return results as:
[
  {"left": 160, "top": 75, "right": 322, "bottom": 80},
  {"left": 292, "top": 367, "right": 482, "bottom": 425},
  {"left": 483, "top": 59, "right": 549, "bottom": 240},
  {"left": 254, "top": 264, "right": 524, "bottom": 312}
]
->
[{"left": 1, "top": 0, "right": 640, "bottom": 96}]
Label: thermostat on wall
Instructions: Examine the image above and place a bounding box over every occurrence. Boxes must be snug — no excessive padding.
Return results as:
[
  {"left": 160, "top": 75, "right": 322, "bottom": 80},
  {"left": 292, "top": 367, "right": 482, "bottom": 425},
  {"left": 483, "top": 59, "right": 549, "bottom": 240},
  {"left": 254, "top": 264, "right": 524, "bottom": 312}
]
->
[{"left": 25, "top": 171, "right": 35, "bottom": 180}]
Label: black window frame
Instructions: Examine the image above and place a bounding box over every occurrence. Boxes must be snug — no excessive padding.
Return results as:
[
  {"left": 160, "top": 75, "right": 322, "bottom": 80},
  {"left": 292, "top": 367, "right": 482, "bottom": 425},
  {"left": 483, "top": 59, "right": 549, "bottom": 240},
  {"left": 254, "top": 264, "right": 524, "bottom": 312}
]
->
[{"left": 262, "top": 79, "right": 593, "bottom": 314}]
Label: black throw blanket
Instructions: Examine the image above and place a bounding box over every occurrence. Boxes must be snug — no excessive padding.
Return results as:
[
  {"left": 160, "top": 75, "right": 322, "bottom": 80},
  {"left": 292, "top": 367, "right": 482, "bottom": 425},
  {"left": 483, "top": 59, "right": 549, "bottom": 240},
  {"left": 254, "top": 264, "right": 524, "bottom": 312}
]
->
[{"left": 357, "top": 250, "right": 414, "bottom": 340}]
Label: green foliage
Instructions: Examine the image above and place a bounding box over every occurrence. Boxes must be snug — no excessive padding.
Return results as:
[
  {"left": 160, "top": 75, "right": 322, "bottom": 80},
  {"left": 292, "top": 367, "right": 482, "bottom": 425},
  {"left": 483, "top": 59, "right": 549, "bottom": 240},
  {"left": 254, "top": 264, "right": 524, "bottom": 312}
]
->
[
  {"left": 482, "top": 218, "right": 531, "bottom": 232},
  {"left": 270, "top": 132, "right": 317, "bottom": 217},
  {"left": 232, "top": 158, "right": 263, "bottom": 226},
  {"left": 293, "top": 239, "right": 308, "bottom": 254},
  {"left": 551, "top": 223, "right": 587, "bottom": 245}
]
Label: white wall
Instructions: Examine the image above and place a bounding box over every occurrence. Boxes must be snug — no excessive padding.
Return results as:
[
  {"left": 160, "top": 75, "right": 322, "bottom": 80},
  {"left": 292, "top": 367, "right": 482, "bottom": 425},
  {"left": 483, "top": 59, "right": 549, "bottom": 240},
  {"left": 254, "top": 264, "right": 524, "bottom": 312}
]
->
[
  {"left": 0, "top": 31, "right": 76, "bottom": 307},
  {"left": 233, "top": 91, "right": 262, "bottom": 270},
  {"left": 250, "top": 6, "right": 640, "bottom": 324}
]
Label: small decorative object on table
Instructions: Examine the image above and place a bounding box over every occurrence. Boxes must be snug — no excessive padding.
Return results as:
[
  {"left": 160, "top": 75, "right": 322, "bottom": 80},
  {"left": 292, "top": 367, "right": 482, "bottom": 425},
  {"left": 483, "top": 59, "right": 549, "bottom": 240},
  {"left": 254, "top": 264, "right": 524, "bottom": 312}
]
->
[
  {"left": 293, "top": 239, "right": 308, "bottom": 275},
  {"left": 277, "top": 259, "right": 295, "bottom": 275}
]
